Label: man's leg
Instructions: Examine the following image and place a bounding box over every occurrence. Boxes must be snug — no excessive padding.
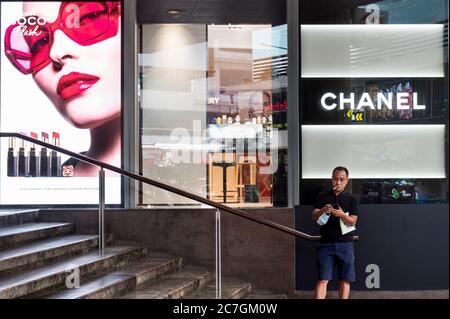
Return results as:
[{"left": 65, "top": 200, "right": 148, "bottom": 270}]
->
[
  {"left": 336, "top": 242, "right": 355, "bottom": 300},
  {"left": 316, "top": 244, "right": 334, "bottom": 299},
  {"left": 339, "top": 280, "right": 350, "bottom": 299},
  {"left": 315, "top": 280, "right": 329, "bottom": 299}
]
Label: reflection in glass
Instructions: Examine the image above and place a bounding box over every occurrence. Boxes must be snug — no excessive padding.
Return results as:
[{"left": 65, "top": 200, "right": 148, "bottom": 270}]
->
[
  {"left": 300, "top": 0, "right": 448, "bottom": 205},
  {"left": 139, "top": 23, "right": 288, "bottom": 208}
]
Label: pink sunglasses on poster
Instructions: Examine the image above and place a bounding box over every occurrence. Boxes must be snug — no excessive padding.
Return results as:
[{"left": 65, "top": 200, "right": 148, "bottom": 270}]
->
[{"left": 4, "top": 1, "right": 120, "bottom": 75}]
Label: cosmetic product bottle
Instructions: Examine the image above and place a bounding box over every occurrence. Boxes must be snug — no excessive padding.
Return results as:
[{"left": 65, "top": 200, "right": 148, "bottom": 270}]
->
[
  {"left": 40, "top": 132, "right": 50, "bottom": 177},
  {"left": 51, "top": 132, "right": 61, "bottom": 177},
  {"left": 28, "top": 132, "right": 39, "bottom": 177},
  {"left": 17, "top": 134, "right": 28, "bottom": 177},
  {"left": 7, "top": 137, "right": 17, "bottom": 177}
]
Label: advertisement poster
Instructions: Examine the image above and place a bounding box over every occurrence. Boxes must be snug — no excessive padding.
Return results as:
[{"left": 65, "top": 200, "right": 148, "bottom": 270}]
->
[{"left": 0, "top": 1, "right": 122, "bottom": 205}]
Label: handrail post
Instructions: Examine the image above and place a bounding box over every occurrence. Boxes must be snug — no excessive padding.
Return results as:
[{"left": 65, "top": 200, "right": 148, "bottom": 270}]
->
[
  {"left": 215, "top": 209, "right": 222, "bottom": 299},
  {"left": 99, "top": 168, "right": 105, "bottom": 254}
]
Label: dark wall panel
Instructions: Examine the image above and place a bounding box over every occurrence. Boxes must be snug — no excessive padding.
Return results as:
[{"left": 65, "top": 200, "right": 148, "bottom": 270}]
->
[{"left": 296, "top": 204, "right": 449, "bottom": 290}]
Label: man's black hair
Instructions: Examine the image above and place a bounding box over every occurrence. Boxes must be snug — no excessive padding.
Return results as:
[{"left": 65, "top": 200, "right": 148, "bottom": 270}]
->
[{"left": 332, "top": 166, "right": 349, "bottom": 177}]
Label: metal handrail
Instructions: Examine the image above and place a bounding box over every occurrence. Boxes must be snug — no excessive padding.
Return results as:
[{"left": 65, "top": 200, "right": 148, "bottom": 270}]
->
[{"left": 0, "top": 132, "right": 359, "bottom": 241}]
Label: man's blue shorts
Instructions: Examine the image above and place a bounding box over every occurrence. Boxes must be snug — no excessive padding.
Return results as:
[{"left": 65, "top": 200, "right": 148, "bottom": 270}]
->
[{"left": 317, "top": 242, "right": 355, "bottom": 282}]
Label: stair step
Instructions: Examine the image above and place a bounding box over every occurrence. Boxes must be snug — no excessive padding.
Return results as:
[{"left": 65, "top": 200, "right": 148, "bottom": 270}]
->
[
  {"left": 0, "top": 244, "right": 146, "bottom": 299},
  {"left": 120, "top": 266, "right": 213, "bottom": 299},
  {"left": 186, "top": 281, "right": 252, "bottom": 299},
  {"left": 246, "top": 289, "right": 288, "bottom": 299},
  {"left": 44, "top": 256, "right": 182, "bottom": 299},
  {"left": 0, "top": 235, "right": 98, "bottom": 276},
  {"left": 0, "top": 223, "right": 74, "bottom": 250},
  {"left": 246, "top": 293, "right": 287, "bottom": 299},
  {"left": 117, "top": 256, "right": 182, "bottom": 286},
  {"left": 0, "top": 210, "right": 39, "bottom": 227},
  {"left": 45, "top": 273, "right": 136, "bottom": 299}
]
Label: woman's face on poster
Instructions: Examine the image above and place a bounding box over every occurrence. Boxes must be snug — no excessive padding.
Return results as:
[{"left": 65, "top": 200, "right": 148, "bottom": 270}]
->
[{"left": 23, "top": 2, "right": 121, "bottom": 129}]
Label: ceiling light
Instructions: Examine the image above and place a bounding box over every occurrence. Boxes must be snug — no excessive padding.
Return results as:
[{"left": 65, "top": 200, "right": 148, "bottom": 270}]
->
[
  {"left": 227, "top": 24, "right": 242, "bottom": 30},
  {"left": 167, "top": 9, "right": 182, "bottom": 15}
]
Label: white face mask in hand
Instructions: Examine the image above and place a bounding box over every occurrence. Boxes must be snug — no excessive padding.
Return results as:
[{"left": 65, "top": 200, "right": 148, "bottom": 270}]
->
[{"left": 317, "top": 212, "right": 330, "bottom": 226}]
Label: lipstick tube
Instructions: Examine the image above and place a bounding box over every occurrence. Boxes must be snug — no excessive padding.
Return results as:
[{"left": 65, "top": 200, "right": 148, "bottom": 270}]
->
[
  {"left": 28, "top": 132, "right": 39, "bottom": 177},
  {"left": 18, "top": 133, "right": 28, "bottom": 177},
  {"left": 40, "top": 132, "right": 50, "bottom": 177},
  {"left": 51, "top": 132, "right": 61, "bottom": 177},
  {"left": 7, "top": 137, "right": 17, "bottom": 177}
]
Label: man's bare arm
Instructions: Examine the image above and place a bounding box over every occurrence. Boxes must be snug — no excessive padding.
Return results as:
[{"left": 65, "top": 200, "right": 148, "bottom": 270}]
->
[{"left": 330, "top": 208, "right": 358, "bottom": 226}]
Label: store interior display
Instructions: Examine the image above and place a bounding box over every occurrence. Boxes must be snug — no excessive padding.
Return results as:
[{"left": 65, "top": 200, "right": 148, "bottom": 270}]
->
[
  {"left": 204, "top": 84, "right": 288, "bottom": 206},
  {"left": 206, "top": 89, "right": 280, "bottom": 205},
  {"left": 138, "top": 24, "right": 289, "bottom": 207},
  {"left": 208, "top": 152, "right": 239, "bottom": 203}
]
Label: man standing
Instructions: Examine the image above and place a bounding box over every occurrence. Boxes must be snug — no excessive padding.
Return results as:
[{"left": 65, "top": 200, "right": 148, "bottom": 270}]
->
[{"left": 312, "top": 166, "right": 359, "bottom": 299}]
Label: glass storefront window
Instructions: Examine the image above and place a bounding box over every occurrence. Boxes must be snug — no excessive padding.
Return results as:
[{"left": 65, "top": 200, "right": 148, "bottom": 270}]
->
[
  {"left": 138, "top": 1, "right": 288, "bottom": 207},
  {"left": 299, "top": 0, "right": 448, "bottom": 204}
]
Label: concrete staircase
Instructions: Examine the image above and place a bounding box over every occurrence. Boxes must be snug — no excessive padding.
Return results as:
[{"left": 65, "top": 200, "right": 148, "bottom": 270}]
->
[{"left": 0, "top": 210, "right": 286, "bottom": 299}]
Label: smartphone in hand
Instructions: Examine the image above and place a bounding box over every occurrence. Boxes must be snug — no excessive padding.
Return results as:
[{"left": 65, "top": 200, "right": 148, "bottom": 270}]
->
[{"left": 332, "top": 204, "right": 339, "bottom": 210}]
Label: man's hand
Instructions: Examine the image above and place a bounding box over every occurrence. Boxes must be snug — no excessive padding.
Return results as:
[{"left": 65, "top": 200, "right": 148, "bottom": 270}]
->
[
  {"left": 322, "top": 204, "right": 333, "bottom": 214},
  {"left": 330, "top": 207, "right": 344, "bottom": 218},
  {"left": 312, "top": 204, "right": 333, "bottom": 222},
  {"left": 330, "top": 207, "right": 358, "bottom": 226}
]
